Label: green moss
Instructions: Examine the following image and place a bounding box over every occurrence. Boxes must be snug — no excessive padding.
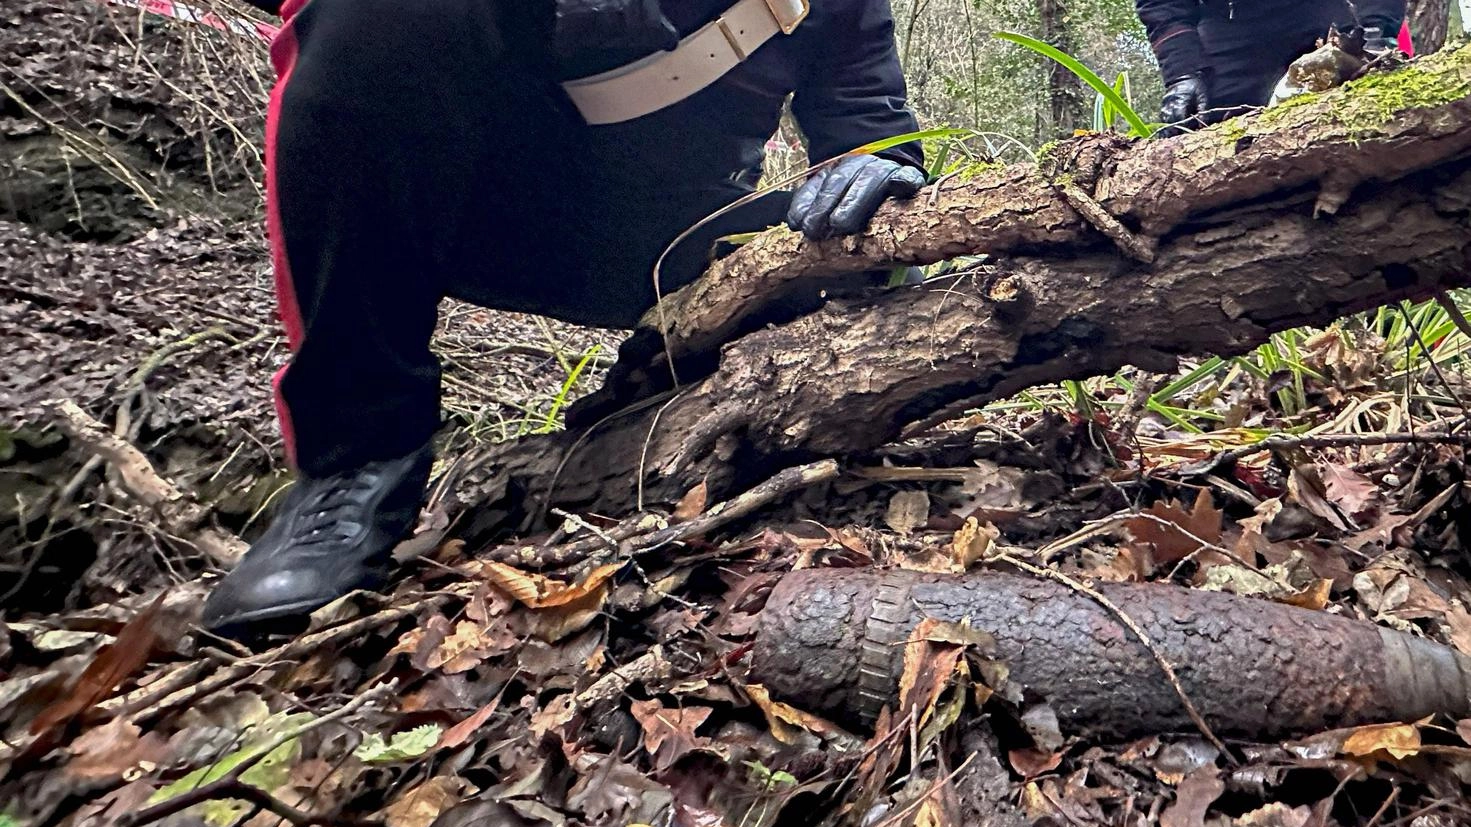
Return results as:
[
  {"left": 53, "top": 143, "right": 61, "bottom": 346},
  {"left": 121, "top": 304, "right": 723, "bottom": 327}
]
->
[
  {"left": 1219, "top": 117, "right": 1248, "bottom": 145},
  {"left": 1255, "top": 46, "right": 1471, "bottom": 135},
  {"left": 950, "top": 158, "right": 1005, "bottom": 180}
]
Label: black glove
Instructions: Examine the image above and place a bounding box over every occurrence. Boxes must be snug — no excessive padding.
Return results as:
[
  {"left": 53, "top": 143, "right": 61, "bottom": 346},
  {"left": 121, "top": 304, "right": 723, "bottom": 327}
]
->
[
  {"left": 553, "top": 0, "right": 678, "bottom": 59},
  {"left": 786, "top": 155, "right": 927, "bottom": 240},
  {"left": 1158, "top": 73, "right": 1210, "bottom": 137}
]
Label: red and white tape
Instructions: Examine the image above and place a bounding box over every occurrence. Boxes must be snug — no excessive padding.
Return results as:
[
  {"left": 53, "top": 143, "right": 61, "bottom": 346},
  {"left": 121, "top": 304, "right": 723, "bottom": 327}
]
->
[{"left": 103, "top": 0, "right": 279, "bottom": 43}]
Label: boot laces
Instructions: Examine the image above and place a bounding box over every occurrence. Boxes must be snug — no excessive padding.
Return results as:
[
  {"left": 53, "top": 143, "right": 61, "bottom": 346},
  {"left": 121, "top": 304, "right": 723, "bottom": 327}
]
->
[{"left": 289, "top": 472, "right": 378, "bottom": 547}]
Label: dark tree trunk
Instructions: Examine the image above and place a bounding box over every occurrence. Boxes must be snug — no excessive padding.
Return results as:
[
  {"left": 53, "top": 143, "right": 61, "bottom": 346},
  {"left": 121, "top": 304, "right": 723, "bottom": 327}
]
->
[
  {"left": 1038, "top": 0, "right": 1086, "bottom": 135},
  {"left": 1409, "top": 0, "right": 1450, "bottom": 52}
]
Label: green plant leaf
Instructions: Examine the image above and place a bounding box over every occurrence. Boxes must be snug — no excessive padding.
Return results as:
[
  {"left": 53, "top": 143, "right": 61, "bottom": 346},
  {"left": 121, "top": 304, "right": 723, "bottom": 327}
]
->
[
  {"left": 148, "top": 711, "right": 314, "bottom": 826},
  {"left": 994, "top": 31, "right": 1153, "bottom": 138},
  {"left": 353, "top": 724, "right": 443, "bottom": 764}
]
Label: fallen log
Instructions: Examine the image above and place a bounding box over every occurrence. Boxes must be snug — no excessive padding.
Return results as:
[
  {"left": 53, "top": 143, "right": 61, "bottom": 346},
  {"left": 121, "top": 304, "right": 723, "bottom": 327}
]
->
[
  {"left": 644, "top": 46, "right": 1471, "bottom": 364},
  {"left": 749, "top": 568, "right": 1471, "bottom": 740},
  {"left": 471, "top": 45, "right": 1471, "bottom": 527}
]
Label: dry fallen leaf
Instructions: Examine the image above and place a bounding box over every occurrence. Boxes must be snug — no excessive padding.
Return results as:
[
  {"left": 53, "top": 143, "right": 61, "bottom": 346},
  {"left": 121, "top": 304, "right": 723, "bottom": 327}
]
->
[
  {"left": 1125, "top": 489, "right": 1223, "bottom": 570},
  {"left": 1233, "top": 802, "right": 1313, "bottom": 827},
  {"left": 629, "top": 698, "right": 712, "bottom": 772},
  {"left": 1340, "top": 721, "right": 1422, "bottom": 761},
  {"left": 30, "top": 593, "right": 166, "bottom": 738},
  {"left": 1278, "top": 578, "right": 1332, "bottom": 611},
  {"left": 950, "top": 517, "right": 999, "bottom": 571},
  {"left": 1159, "top": 767, "right": 1225, "bottom": 827},
  {"left": 1007, "top": 747, "right": 1062, "bottom": 779},
  {"left": 479, "top": 561, "right": 621, "bottom": 609},
  {"left": 1445, "top": 607, "right": 1471, "bottom": 656},
  {"left": 438, "top": 698, "right": 502, "bottom": 751},
  {"left": 897, "top": 618, "right": 972, "bottom": 733},
  {"left": 885, "top": 490, "right": 930, "bottom": 535},
  {"left": 65, "top": 718, "right": 169, "bottom": 780},
  {"left": 425, "top": 622, "right": 491, "bottom": 675},
  {"left": 1319, "top": 462, "right": 1380, "bottom": 519},
  {"left": 745, "top": 684, "right": 847, "bottom": 745},
  {"left": 478, "top": 561, "right": 621, "bottom": 642},
  {"left": 672, "top": 479, "right": 708, "bottom": 521},
  {"left": 381, "top": 776, "right": 474, "bottom": 827},
  {"left": 1286, "top": 465, "right": 1353, "bottom": 531}
]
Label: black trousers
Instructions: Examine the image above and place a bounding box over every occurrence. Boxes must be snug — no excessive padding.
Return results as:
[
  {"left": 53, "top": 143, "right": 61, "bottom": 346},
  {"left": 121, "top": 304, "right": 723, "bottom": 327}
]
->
[
  {"left": 266, "top": 0, "right": 790, "bottom": 475},
  {"left": 1199, "top": 0, "right": 1360, "bottom": 117}
]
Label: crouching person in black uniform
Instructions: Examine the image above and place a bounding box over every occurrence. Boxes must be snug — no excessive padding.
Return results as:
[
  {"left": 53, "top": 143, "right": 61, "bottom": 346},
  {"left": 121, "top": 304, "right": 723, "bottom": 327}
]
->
[
  {"left": 202, "top": 0, "right": 929, "bottom": 634},
  {"left": 1136, "top": 0, "right": 1407, "bottom": 133}
]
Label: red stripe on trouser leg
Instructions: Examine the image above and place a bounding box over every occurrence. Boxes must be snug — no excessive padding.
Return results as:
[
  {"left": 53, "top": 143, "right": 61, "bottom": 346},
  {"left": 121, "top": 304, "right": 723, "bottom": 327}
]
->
[{"left": 264, "top": 0, "right": 307, "bottom": 467}]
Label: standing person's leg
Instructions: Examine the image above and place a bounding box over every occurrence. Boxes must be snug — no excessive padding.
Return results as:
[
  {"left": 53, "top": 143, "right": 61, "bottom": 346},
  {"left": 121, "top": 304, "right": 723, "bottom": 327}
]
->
[{"left": 204, "top": 0, "right": 559, "bottom": 632}]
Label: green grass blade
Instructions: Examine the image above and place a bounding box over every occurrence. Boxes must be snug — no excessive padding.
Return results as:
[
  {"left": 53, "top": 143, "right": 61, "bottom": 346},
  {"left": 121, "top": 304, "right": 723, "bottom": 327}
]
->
[
  {"left": 994, "top": 31, "right": 1154, "bottom": 138},
  {"left": 537, "top": 344, "right": 603, "bottom": 433}
]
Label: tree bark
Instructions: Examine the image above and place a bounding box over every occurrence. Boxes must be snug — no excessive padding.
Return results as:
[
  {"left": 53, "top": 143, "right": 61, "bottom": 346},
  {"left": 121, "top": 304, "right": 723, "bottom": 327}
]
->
[
  {"left": 468, "top": 46, "right": 1471, "bottom": 530},
  {"left": 1409, "top": 0, "right": 1450, "bottom": 53}
]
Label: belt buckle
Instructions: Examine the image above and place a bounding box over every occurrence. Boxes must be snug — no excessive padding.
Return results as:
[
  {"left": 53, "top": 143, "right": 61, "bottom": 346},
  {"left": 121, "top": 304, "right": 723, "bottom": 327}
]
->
[{"left": 764, "top": 0, "right": 809, "bottom": 34}]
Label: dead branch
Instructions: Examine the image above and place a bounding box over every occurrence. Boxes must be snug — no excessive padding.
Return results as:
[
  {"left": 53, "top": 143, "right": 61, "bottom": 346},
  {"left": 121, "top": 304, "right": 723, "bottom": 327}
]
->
[
  {"left": 1179, "top": 420, "right": 1471, "bottom": 475},
  {"left": 643, "top": 46, "right": 1471, "bottom": 363},
  {"left": 489, "top": 459, "right": 839, "bottom": 570},
  {"left": 47, "top": 399, "right": 247, "bottom": 567}
]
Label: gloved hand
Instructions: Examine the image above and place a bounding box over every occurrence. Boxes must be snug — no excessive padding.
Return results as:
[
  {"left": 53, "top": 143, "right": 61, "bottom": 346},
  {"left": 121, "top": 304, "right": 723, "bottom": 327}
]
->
[
  {"left": 786, "top": 155, "right": 927, "bottom": 240},
  {"left": 553, "top": 0, "right": 679, "bottom": 59},
  {"left": 1157, "top": 73, "right": 1210, "bottom": 137}
]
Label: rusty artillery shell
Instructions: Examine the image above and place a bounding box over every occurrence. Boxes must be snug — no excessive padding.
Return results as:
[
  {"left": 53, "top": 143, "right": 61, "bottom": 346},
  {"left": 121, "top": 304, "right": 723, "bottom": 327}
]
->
[{"left": 750, "top": 568, "right": 1471, "bottom": 739}]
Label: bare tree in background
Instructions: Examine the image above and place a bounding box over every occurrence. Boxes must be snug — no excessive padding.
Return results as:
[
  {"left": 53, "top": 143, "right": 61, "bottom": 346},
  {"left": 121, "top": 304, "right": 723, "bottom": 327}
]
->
[
  {"left": 1039, "top": 0, "right": 1087, "bottom": 135},
  {"left": 1407, "top": 0, "right": 1450, "bottom": 52}
]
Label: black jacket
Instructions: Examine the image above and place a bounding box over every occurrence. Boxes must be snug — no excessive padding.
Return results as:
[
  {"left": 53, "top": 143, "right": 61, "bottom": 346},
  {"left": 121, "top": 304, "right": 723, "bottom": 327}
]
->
[
  {"left": 565, "top": 0, "right": 924, "bottom": 185},
  {"left": 248, "top": 0, "right": 923, "bottom": 185},
  {"left": 1138, "top": 0, "right": 1407, "bottom": 82}
]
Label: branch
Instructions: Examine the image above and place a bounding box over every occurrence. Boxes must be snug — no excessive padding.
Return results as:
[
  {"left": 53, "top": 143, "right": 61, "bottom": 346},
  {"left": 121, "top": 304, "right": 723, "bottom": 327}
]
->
[
  {"left": 489, "top": 459, "right": 839, "bottom": 570},
  {"left": 47, "top": 399, "right": 247, "bottom": 567},
  {"left": 643, "top": 45, "right": 1471, "bottom": 363}
]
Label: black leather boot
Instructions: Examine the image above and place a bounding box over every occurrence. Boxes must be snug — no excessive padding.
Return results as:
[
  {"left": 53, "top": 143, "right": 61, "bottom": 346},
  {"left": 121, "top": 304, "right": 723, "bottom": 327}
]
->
[{"left": 201, "top": 444, "right": 433, "bottom": 635}]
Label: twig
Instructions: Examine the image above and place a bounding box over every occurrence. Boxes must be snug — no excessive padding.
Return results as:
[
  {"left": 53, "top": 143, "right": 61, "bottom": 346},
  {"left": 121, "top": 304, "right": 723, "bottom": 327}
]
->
[
  {"left": 872, "top": 752, "right": 977, "bottom": 827},
  {"left": 1178, "top": 425, "right": 1469, "bottom": 476},
  {"left": 1434, "top": 291, "right": 1471, "bottom": 342},
  {"left": 120, "top": 596, "right": 443, "bottom": 725},
  {"left": 119, "top": 685, "right": 394, "bottom": 827},
  {"left": 549, "top": 508, "right": 618, "bottom": 548},
  {"left": 575, "top": 646, "right": 672, "bottom": 709},
  {"left": 47, "top": 400, "right": 247, "bottom": 567},
  {"left": 488, "top": 511, "right": 666, "bottom": 570},
  {"left": 122, "top": 778, "right": 373, "bottom": 827},
  {"left": 498, "top": 459, "right": 840, "bottom": 571},
  {"left": 989, "top": 551, "right": 1238, "bottom": 765},
  {"left": 626, "top": 459, "right": 840, "bottom": 556},
  {"left": 1365, "top": 783, "right": 1401, "bottom": 827},
  {"left": 1058, "top": 183, "right": 1156, "bottom": 263},
  {"left": 122, "top": 326, "right": 234, "bottom": 391}
]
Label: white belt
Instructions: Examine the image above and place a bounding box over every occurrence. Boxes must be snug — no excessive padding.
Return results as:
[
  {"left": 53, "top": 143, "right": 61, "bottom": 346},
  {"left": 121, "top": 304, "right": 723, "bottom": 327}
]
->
[{"left": 560, "top": 0, "right": 809, "bottom": 125}]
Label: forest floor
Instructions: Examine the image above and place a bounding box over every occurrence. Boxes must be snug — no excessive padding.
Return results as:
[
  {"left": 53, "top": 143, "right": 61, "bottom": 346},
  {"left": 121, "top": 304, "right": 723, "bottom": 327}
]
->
[{"left": 4, "top": 2, "right": 1471, "bottom": 826}]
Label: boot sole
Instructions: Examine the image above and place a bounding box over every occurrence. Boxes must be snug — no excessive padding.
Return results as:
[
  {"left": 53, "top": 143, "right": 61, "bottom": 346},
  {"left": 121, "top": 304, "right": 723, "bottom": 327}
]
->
[{"left": 202, "top": 596, "right": 331, "bottom": 640}]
